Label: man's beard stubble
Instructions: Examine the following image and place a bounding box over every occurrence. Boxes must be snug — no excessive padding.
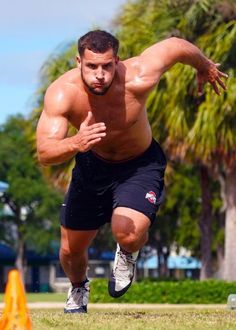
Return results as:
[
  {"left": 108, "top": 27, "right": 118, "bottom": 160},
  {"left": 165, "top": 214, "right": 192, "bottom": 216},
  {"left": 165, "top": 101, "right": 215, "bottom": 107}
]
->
[{"left": 81, "top": 70, "right": 114, "bottom": 96}]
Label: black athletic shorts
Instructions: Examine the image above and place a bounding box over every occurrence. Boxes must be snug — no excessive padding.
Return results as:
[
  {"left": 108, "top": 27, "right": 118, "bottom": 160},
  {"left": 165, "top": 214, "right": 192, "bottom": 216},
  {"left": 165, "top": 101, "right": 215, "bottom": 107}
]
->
[{"left": 60, "top": 139, "right": 167, "bottom": 230}]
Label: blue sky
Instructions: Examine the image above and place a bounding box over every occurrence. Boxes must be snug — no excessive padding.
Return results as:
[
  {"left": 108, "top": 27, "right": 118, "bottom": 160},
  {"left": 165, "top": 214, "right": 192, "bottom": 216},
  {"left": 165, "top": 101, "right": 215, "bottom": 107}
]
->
[{"left": 0, "top": 0, "right": 127, "bottom": 124}]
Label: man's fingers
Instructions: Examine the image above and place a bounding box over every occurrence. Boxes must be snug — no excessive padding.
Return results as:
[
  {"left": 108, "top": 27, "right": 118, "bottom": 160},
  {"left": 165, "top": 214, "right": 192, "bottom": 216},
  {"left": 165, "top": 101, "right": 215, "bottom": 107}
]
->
[
  {"left": 83, "top": 129, "right": 106, "bottom": 139},
  {"left": 87, "top": 137, "right": 103, "bottom": 147},
  {"left": 82, "top": 111, "right": 93, "bottom": 126},
  {"left": 212, "top": 81, "right": 220, "bottom": 95},
  {"left": 87, "top": 122, "right": 106, "bottom": 131},
  {"left": 215, "top": 63, "right": 228, "bottom": 77},
  {"left": 81, "top": 112, "right": 106, "bottom": 133},
  {"left": 89, "top": 132, "right": 106, "bottom": 140},
  {"left": 89, "top": 126, "right": 106, "bottom": 135},
  {"left": 197, "top": 63, "right": 228, "bottom": 96},
  {"left": 197, "top": 78, "right": 203, "bottom": 96},
  {"left": 78, "top": 111, "right": 107, "bottom": 152},
  {"left": 216, "top": 76, "right": 227, "bottom": 90},
  {"left": 86, "top": 133, "right": 107, "bottom": 148},
  {"left": 218, "top": 70, "right": 229, "bottom": 79}
]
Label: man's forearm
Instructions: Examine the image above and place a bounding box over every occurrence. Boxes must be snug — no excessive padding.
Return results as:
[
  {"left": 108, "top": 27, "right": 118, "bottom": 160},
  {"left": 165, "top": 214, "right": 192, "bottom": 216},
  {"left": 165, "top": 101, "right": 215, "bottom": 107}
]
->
[
  {"left": 172, "top": 37, "right": 210, "bottom": 71},
  {"left": 167, "top": 37, "right": 227, "bottom": 95},
  {"left": 37, "top": 135, "right": 80, "bottom": 166}
]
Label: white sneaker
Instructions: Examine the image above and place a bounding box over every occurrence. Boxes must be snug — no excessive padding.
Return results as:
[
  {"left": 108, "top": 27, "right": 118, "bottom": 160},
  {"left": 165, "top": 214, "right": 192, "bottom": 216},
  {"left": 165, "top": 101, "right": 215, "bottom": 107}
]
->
[
  {"left": 108, "top": 244, "right": 139, "bottom": 298},
  {"left": 64, "top": 281, "right": 89, "bottom": 313}
]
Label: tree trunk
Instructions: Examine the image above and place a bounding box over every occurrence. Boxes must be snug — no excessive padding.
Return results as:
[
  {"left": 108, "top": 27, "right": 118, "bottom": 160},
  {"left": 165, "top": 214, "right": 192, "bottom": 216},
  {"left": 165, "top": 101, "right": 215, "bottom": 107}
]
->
[
  {"left": 216, "top": 245, "right": 224, "bottom": 278},
  {"left": 199, "top": 165, "right": 212, "bottom": 279},
  {"left": 216, "top": 173, "right": 226, "bottom": 278},
  {"left": 15, "top": 233, "right": 26, "bottom": 284},
  {"left": 224, "top": 168, "right": 236, "bottom": 280}
]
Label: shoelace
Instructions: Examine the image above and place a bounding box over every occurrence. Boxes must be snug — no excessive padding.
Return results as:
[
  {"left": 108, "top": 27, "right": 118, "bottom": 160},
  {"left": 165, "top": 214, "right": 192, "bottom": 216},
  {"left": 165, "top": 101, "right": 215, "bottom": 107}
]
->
[
  {"left": 114, "top": 250, "right": 136, "bottom": 280},
  {"left": 120, "top": 250, "right": 136, "bottom": 264}
]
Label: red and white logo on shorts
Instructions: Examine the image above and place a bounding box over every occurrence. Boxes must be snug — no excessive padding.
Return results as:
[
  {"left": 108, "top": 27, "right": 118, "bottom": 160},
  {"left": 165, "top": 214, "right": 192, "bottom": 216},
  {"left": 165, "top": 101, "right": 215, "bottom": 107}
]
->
[{"left": 145, "top": 191, "right": 157, "bottom": 204}]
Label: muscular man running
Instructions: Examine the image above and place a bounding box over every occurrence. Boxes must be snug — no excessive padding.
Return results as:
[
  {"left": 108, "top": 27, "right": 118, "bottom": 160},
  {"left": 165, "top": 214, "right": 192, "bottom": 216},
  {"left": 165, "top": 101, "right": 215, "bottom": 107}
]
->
[{"left": 36, "top": 30, "right": 227, "bottom": 313}]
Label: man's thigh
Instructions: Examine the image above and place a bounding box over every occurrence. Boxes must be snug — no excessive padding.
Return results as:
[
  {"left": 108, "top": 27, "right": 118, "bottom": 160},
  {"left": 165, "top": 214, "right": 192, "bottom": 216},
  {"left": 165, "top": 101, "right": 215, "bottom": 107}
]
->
[
  {"left": 112, "top": 142, "right": 166, "bottom": 226},
  {"left": 60, "top": 178, "right": 113, "bottom": 230}
]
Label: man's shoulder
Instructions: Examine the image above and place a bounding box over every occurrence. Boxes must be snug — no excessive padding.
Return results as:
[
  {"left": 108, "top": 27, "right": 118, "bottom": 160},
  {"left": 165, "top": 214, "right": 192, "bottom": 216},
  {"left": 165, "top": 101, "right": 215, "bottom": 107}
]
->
[
  {"left": 119, "top": 57, "right": 156, "bottom": 94},
  {"left": 44, "top": 69, "right": 81, "bottom": 114},
  {"left": 46, "top": 69, "right": 80, "bottom": 100},
  {"left": 119, "top": 57, "right": 141, "bottom": 87},
  {"left": 47, "top": 68, "right": 79, "bottom": 90}
]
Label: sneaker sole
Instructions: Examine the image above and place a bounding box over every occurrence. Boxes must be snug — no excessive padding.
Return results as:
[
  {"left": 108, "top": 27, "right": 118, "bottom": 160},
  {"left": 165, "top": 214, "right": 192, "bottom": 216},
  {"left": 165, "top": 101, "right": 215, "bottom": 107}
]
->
[
  {"left": 108, "top": 272, "right": 133, "bottom": 298},
  {"left": 64, "top": 306, "right": 87, "bottom": 313}
]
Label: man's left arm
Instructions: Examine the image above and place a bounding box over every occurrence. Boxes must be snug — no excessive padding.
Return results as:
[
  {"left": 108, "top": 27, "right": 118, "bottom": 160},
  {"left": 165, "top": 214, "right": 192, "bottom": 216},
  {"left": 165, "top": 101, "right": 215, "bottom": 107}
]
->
[{"left": 138, "top": 37, "right": 228, "bottom": 95}]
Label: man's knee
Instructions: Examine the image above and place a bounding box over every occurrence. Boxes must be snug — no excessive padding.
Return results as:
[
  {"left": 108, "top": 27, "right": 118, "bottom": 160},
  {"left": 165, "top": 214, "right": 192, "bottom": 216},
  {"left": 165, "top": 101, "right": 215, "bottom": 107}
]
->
[
  {"left": 111, "top": 207, "right": 150, "bottom": 252},
  {"left": 115, "top": 232, "right": 148, "bottom": 252},
  {"left": 59, "top": 245, "right": 86, "bottom": 258}
]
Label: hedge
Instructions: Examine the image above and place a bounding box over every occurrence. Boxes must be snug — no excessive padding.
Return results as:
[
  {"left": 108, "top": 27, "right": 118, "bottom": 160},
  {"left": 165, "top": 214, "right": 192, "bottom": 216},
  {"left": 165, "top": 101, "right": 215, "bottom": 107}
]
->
[{"left": 90, "top": 279, "right": 236, "bottom": 304}]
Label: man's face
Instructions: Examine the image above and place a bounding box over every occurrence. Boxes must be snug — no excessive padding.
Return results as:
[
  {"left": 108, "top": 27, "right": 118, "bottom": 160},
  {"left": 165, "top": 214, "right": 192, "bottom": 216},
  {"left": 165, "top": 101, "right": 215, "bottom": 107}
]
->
[{"left": 77, "top": 48, "right": 119, "bottom": 95}]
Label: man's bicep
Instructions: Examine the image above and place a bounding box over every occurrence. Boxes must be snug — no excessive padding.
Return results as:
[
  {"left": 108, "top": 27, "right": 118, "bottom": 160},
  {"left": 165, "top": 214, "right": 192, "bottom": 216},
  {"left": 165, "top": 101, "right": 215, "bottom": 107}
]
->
[
  {"left": 139, "top": 38, "right": 183, "bottom": 78},
  {"left": 36, "top": 110, "right": 69, "bottom": 146},
  {"left": 36, "top": 84, "right": 71, "bottom": 143}
]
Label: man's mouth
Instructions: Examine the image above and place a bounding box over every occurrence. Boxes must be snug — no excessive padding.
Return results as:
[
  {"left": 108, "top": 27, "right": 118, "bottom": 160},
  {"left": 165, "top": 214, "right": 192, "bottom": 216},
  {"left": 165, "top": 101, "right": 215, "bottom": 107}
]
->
[{"left": 93, "top": 83, "right": 103, "bottom": 87}]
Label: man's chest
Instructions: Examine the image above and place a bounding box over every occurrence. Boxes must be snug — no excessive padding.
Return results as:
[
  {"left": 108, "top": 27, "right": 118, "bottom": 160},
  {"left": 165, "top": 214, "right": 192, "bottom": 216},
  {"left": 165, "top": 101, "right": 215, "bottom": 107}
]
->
[{"left": 70, "top": 91, "right": 146, "bottom": 131}]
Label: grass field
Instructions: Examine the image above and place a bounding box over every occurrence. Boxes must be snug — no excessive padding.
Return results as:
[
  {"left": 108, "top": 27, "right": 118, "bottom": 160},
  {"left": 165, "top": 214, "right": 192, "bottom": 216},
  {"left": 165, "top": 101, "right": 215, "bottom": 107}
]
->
[
  {"left": 1, "top": 293, "right": 236, "bottom": 329},
  {"left": 28, "top": 308, "right": 236, "bottom": 330},
  {"left": 0, "top": 293, "right": 67, "bottom": 303}
]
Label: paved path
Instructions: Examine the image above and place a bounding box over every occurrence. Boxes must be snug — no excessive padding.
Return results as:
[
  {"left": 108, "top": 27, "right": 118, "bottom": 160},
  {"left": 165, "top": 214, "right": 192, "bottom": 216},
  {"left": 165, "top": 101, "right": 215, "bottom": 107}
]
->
[{"left": 0, "top": 302, "right": 227, "bottom": 310}]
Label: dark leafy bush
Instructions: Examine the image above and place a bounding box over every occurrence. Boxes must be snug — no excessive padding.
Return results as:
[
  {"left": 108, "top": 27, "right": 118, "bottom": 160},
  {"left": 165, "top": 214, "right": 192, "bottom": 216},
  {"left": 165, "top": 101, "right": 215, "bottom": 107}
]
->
[{"left": 90, "top": 279, "right": 236, "bottom": 304}]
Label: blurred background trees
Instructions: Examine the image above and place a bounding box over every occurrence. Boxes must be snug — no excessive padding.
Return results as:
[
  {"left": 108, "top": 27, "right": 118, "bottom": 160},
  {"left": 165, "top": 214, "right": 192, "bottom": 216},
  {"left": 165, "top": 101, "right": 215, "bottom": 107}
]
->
[
  {"left": 0, "top": 115, "right": 62, "bottom": 281},
  {"left": 1, "top": 0, "right": 236, "bottom": 281}
]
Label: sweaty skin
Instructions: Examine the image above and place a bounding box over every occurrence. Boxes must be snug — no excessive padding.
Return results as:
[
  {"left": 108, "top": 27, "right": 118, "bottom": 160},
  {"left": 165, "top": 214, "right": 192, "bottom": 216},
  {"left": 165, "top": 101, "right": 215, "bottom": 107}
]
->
[
  {"left": 36, "top": 36, "right": 228, "bottom": 288},
  {"left": 36, "top": 37, "right": 227, "bottom": 165}
]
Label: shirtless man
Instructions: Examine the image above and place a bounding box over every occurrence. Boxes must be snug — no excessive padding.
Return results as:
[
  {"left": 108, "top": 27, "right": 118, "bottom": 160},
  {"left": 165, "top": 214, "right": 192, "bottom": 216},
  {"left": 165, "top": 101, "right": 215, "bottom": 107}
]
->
[{"left": 36, "top": 30, "right": 227, "bottom": 313}]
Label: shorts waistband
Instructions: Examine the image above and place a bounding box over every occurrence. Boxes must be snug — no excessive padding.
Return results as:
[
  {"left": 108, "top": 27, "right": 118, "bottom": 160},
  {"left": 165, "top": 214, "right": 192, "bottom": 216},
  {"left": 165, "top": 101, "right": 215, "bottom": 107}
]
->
[
  {"left": 89, "top": 139, "right": 155, "bottom": 165},
  {"left": 75, "top": 138, "right": 166, "bottom": 168}
]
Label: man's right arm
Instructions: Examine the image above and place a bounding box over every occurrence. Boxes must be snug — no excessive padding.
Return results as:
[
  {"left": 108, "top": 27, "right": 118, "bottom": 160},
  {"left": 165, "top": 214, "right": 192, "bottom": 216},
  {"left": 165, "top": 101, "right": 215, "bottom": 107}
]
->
[{"left": 36, "top": 85, "right": 106, "bottom": 165}]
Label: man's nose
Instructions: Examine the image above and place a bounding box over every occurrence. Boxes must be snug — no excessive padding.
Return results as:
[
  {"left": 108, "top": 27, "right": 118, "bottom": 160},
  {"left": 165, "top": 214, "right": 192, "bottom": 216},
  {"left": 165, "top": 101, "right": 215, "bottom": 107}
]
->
[{"left": 96, "top": 68, "right": 104, "bottom": 80}]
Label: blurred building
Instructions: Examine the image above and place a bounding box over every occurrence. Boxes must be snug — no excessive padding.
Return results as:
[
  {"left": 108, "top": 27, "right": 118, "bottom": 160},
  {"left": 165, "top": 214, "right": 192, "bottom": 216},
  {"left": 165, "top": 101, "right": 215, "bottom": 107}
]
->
[{"left": 0, "top": 243, "right": 201, "bottom": 293}]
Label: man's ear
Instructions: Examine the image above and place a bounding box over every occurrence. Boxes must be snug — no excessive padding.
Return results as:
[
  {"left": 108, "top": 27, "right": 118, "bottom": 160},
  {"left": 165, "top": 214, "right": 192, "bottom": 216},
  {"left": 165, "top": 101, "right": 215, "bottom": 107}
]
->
[
  {"left": 115, "top": 56, "right": 120, "bottom": 64},
  {"left": 76, "top": 55, "right": 81, "bottom": 67}
]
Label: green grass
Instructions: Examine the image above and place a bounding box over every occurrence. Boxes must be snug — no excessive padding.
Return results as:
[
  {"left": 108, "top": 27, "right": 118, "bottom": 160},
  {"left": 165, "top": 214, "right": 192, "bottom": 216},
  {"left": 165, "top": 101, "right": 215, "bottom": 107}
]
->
[
  {"left": 26, "top": 308, "right": 236, "bottom": 330},
  {"left": 0, "top": 293, "right": 66, "bottom": 303},
  {"left": 1, "top": 291, "right": 236, "bottom": 329}
]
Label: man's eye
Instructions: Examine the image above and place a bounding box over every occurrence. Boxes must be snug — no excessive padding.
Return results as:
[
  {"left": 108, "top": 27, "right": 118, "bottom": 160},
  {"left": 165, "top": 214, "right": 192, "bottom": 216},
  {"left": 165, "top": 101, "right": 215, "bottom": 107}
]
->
[
  {"left": 104, "top": 63, "right": 112, "bottom": 69},
  {"left": 88, "top": 64, "right": 96, "bottom": 69}
]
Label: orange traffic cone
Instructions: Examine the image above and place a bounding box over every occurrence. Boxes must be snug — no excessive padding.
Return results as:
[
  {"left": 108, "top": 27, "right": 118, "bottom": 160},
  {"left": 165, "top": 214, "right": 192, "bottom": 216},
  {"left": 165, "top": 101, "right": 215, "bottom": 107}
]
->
[{"left": 0, "top": 269, "right": 32, "bottom": 330}]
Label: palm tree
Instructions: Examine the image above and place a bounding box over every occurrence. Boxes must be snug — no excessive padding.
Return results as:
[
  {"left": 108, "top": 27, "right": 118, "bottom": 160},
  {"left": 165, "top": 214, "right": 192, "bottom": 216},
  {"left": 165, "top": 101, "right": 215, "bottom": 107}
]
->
[
  {"left": 160, "top": 16, "right": 236, "bottom": 280},
  {"left": 186, "top": 23, "right": 236, "bottom": 280},
  {"left": 114, "top": 0, "right": 236, "bottom": 279}
]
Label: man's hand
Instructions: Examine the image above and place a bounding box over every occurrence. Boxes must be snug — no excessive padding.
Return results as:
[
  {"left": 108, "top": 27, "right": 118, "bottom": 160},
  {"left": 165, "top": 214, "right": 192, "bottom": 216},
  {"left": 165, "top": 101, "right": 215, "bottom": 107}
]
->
[
  {"left": 197, "top": 61, "right": 228, "bottom": 96},
  {"left": 75, "top": 111, "right": 106, "bottom": 152}
]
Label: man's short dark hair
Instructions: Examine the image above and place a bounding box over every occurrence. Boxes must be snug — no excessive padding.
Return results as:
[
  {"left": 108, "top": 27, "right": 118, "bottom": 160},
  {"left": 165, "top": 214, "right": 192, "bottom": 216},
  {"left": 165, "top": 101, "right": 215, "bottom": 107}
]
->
[{"left": 78, "top": 30, "right": 119, "bottom": 57}]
